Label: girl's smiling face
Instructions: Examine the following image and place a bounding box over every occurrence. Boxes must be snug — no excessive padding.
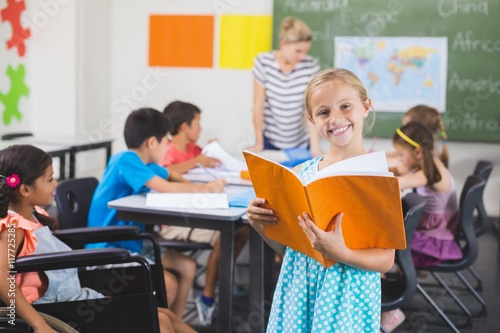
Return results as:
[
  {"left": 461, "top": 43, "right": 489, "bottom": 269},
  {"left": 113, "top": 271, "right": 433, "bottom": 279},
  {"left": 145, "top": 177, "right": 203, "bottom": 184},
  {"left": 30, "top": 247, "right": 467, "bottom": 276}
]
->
[
  {"left": 308, "top": 81, "right": 371, "bottom": 149},
  {"left": 28, "top": 165, "right": 58, "bottom": 207}
]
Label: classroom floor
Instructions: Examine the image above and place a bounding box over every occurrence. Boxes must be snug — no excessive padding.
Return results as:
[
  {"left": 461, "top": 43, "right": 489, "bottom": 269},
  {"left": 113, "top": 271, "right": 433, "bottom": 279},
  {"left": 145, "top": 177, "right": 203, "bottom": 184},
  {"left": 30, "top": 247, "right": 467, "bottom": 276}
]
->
[{"left": 185, "top": 217, "right": 500, "bottom": 332}]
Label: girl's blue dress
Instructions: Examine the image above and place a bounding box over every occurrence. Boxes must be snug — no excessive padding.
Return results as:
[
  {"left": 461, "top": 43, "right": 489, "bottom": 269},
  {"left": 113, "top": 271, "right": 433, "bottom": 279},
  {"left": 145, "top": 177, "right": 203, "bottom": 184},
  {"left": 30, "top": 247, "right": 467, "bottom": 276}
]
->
[{"left": 266, "top": 157, "right": 381, "bottom": 333}]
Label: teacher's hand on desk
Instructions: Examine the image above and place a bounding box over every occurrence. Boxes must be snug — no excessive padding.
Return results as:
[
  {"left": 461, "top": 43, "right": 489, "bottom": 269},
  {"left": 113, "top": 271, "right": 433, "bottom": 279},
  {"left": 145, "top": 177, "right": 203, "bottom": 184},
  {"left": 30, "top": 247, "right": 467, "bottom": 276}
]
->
[{"left": 248, "top": 142, "right": 264, "bottom": 152}]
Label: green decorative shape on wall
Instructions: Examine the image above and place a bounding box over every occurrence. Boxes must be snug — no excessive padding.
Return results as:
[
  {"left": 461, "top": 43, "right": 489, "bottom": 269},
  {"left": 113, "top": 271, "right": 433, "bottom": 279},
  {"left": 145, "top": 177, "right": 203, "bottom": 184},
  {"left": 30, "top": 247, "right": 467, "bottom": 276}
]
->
[{"left": 0, "top": 64, "right": 29, "bottom": 125}]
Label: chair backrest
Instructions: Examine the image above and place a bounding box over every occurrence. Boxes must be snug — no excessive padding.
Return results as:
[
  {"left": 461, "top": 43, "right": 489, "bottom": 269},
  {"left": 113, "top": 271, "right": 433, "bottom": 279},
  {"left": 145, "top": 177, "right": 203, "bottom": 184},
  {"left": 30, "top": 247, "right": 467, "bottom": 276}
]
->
[
  {"left": 1, "top": 132, "right": 33, "bottom": 140},
  {"left": 397, "top": 193, "right": 427, "bottom": 297},
  {"left": 381, "top": 193, "right": 426, "bottom": 311},
  {"left": 458, "top": 175, "right": 486, "bottom": 266},
  {"left": 55, "top": 177, "right": 98, "bottom": 229},
  {"left": 472, "top": 160, "right": 493, "bottom": 233},
  {"left": 473, "top": 160, "right": 493, "bottom": 182}
]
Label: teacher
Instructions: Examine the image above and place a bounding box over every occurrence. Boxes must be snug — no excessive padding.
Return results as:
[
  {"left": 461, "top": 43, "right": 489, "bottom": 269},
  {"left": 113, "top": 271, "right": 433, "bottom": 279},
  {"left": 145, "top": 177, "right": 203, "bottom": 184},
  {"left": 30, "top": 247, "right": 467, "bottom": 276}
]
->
[{"left": 251, "top": 16, "right": 322, "bottom": 156}]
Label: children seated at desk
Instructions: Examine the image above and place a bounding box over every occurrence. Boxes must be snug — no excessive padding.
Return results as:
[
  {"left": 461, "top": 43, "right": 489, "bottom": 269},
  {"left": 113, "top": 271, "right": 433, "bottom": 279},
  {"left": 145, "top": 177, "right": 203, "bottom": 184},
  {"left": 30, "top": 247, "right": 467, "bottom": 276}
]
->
[
  {"left": 87, "top": 108, "right": 224, "bottom": 318},
  {"left": 386, "top": 104, "right": 449, "bottom": 170},
  {"left": 161, "top": 100, "right": 221, "bottom": 173},
  {"left": 382, "top": 122, "right": 462, "bottom": 332},
  {"left": 161, "top": 100, "right": 249, "bottom": 326}
]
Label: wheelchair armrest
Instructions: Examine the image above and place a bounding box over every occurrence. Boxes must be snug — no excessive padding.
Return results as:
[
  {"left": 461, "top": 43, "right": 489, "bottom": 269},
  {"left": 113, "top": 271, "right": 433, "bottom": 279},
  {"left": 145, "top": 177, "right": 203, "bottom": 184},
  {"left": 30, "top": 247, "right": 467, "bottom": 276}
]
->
[
  {"left": 14, "top": 248, "right": 131, "bottom": 273},
  {"left": 53, "top": 226, "right": 141, "bottom": 246}
]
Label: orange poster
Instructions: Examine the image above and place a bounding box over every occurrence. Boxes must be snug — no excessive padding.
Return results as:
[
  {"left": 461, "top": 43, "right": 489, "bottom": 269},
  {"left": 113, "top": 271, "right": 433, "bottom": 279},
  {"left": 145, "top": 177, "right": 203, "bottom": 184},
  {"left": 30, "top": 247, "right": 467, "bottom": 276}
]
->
[{"left": 149, "top": 15, "right": 214, "bottom": 68}]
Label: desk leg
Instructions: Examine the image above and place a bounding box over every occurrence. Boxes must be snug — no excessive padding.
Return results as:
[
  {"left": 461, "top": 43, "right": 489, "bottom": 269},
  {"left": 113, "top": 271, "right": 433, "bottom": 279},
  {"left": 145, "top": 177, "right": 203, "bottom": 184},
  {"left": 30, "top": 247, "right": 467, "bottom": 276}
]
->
[
  {"left": 218, "top": 223, "right": 235, "bottom": 333},
  {"left": 105, "top": 142, "right": 112, "bottom": 164},
  {"left": 59, "top": 154, "right": 67, "bottom": 180},
  {"left": 69, "top": 150, "right": 76, "bottom": 179},
  {"left": 249, "top": 228, "right": 275, "bottom": 333}
]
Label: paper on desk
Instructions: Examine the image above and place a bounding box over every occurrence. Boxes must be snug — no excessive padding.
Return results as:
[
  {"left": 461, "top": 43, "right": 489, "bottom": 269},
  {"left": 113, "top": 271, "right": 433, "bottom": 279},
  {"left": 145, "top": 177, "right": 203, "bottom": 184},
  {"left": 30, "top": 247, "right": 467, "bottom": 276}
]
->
[
  {"left": 201, "top": 141, "right": 247, "bottom": 172},
  {"left": 146, "top": 193, "right": 229, "bottom": 209}
]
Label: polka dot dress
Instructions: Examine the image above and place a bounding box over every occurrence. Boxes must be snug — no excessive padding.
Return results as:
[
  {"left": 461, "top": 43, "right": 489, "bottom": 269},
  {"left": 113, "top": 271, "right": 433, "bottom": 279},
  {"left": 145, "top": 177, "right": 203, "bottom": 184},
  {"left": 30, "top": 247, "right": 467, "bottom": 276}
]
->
[{"left": 266, "top": 157, "right": 381, "bottom": 333}]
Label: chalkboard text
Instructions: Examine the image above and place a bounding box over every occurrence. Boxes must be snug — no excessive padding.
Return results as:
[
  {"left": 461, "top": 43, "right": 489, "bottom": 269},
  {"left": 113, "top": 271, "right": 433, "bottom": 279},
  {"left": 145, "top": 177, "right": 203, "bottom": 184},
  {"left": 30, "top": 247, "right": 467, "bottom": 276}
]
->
[
  {"left": 282, "top": 0, "right": 349, "bottom": 13},
  {"left": 437, "top": 0, "right": 488, "bottom": 18},
  {"left": 452, "top": 31, "right": 500, "bottom": 53},
  {"left": 449, "top": 72, "right": 500, "bottom": 94}
]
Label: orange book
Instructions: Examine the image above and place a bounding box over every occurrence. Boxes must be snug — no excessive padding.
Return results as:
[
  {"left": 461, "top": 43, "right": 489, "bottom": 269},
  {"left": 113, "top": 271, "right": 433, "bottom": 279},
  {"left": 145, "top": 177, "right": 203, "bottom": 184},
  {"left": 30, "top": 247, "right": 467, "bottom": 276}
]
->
[{"left": 243, "top": 150, "right": 406, "bottom": 268}]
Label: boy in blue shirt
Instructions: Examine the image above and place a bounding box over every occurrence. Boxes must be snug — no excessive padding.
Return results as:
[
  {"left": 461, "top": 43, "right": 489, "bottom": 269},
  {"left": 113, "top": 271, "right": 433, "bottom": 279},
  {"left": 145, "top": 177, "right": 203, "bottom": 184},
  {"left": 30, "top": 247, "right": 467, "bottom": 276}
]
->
[{"left": 87, "top": 107, "right": 224, "bottom": 317}]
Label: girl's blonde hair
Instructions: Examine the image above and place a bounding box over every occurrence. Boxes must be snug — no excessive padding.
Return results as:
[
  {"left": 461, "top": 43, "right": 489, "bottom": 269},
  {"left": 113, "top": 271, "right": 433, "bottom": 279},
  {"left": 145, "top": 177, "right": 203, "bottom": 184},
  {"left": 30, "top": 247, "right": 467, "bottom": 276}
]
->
[
  {"left": 404, "top": 105, "right": 449, "bottom": 167},
  {"left": 279, "top": 16, "right": 313, "bottom": 43},
  {"left": 304, "top": 68, "right": 375, "bottom": 132}
]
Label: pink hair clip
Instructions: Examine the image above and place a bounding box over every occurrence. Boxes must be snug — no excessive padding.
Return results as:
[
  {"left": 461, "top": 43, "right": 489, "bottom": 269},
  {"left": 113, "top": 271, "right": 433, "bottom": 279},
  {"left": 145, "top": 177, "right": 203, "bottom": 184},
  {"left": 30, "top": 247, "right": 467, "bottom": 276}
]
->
[{"left": 4, "top": 174, "right": 20, "bottom": 188}]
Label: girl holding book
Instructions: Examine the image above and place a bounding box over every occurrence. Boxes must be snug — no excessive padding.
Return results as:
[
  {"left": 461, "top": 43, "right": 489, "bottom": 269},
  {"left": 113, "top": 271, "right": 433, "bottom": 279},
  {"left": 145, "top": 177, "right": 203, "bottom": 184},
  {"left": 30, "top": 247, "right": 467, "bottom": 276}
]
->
[{"left": 247, "top": 68, "right": 395, "bottom": 332}]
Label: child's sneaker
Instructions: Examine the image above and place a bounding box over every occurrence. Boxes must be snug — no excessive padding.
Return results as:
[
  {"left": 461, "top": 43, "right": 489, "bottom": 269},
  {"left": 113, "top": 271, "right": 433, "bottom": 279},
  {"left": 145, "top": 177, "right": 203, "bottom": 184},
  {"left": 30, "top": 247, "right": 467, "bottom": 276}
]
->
[{"left": 195, "top": 295, "right": 216, "bottom": 326}]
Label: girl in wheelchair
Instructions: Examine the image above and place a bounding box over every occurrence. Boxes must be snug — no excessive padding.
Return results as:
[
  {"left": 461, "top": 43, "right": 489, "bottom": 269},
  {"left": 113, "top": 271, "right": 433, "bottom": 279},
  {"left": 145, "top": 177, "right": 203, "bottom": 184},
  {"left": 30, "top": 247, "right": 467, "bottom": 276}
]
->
[{"left": 0, "top": 144, "right": 194, "bottom": 333}]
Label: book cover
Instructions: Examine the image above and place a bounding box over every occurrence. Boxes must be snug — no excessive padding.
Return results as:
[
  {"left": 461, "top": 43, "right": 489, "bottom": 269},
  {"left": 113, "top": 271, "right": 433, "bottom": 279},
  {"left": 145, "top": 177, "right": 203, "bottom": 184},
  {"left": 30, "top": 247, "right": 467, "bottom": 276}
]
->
[{"left": 243, "top": 150, "right": 405, "bottom": 268}]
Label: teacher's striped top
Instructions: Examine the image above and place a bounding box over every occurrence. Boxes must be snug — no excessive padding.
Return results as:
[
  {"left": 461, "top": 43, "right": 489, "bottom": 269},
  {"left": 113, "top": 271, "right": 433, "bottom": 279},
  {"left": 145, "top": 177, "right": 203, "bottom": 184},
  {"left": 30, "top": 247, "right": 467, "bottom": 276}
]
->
[{"left": 253, "top": 51, "right": 319, "bottom": 149}]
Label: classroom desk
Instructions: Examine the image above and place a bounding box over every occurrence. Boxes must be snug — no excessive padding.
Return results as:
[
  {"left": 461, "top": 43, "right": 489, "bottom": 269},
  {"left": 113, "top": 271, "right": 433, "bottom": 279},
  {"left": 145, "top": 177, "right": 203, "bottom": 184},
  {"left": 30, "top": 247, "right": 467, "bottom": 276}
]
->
[
  {"left": 17, "top": 135, "right": 113, "bottom": 178},
  {"left": 108, "top": 194, "right": 247, "bottom": 333},
  {"left": 0, "top": 140, "right": 70, "bottom": 180}
]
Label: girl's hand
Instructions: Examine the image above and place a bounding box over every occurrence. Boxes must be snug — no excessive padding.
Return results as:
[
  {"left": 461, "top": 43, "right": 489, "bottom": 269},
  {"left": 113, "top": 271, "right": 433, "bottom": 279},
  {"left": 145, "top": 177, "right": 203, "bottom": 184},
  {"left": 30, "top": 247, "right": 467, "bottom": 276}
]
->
[
  {"left": 202, "top": 179, "right": 225, "bottom": 192},
  {"left": 298, "top": 212, "right": 347, "bottom": 262},
  {"left": 247, "top": 198, "right": 277, "bottom": 234}
]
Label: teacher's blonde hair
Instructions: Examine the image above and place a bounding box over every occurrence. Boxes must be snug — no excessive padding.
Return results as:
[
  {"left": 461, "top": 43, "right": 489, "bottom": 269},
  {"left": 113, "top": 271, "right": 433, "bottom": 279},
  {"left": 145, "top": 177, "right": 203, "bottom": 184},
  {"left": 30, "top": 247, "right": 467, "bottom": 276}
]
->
[{"left": 279, "top": 16, "right": 313, "bottom": 43}]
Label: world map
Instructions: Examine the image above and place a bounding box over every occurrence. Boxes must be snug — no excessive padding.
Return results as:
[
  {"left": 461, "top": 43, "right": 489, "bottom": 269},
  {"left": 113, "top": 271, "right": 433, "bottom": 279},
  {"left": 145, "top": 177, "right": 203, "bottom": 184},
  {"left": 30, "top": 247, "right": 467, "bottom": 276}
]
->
[{"left": 334, "top": 37, "right": 447, "bottom": 112}]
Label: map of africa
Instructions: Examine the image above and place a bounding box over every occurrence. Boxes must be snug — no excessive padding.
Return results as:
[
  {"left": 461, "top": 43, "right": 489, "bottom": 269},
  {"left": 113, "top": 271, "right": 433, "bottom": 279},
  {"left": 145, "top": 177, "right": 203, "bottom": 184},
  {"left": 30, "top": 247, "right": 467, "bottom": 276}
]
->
[{"left": 334, "top": 37, "right": 447, "bottom": 112}]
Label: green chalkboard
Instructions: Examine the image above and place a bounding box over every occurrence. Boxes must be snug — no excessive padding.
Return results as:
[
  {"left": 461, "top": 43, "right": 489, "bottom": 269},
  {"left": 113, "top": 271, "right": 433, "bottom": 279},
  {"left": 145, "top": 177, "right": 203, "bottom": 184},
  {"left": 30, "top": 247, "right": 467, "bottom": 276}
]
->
[{"left": 273, "top": 0, "right": 500, "bottom": 142}]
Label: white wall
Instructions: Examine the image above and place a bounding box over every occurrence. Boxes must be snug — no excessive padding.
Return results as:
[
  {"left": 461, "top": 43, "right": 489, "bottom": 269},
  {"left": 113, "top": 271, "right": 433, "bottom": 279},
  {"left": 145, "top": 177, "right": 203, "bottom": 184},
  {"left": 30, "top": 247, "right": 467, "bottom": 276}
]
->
[
  {"left": 28, "top": 0, "right": 78, "bottom": 137},
  {"left": 28, "top": 0, "right": 499, "bottom": 217}
]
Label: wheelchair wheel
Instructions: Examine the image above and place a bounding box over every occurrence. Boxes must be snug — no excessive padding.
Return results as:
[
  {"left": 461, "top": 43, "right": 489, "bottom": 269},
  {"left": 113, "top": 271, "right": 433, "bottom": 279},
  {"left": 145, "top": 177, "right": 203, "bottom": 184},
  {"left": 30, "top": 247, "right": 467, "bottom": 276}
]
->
[{"left": 0, "top": 308, "right": 78, "bottom": 333}]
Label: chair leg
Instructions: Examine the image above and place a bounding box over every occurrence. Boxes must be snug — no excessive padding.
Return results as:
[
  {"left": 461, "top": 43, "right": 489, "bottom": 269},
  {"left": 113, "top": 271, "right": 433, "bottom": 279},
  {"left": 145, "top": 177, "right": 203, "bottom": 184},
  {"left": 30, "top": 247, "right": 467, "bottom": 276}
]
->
[
  {"left": 430, "top": 272, "right": 473, "bottom": 329},
  {"left": 467, "top": 266, "right": 483, "bottom": 291},
  {"left": 416, "top": 284, "right": 461, "bottom": 333},
  {"left": 455, "top": 271, "right": 488, "bottom": 317}
]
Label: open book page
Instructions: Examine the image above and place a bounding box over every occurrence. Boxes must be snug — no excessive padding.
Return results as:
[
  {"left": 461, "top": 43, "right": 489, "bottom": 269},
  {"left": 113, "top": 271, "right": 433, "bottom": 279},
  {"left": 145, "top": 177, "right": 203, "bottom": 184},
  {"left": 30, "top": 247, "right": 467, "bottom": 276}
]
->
[
  {"left": 200, "top": 141, "right": 247, "bottom": 172},
  {"left": 308, "top": 151, "right": 391, "bottom": 184},
  {"left": 243, "top": 150, "right": 405, "bottom": 268}
]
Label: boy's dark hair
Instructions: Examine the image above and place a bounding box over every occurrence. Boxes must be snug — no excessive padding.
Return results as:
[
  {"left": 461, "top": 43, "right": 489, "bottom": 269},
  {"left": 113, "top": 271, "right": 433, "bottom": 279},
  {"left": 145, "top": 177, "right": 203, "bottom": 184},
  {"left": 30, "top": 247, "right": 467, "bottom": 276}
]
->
[
  {"left": 0, "top": 145, "right": 58, "bottom": 230},
  {"left": 124, "top": 108, "right": 171, "bottom": 148},
  {"left": 163, "top": 101, "right": 201, "bottom": 136}
]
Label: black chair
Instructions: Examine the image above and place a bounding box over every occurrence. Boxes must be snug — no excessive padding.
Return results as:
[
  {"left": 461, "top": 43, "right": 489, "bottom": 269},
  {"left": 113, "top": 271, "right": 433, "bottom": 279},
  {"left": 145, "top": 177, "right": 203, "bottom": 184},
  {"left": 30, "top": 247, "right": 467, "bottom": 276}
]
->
[
  {"left": 1, "top": 248, "right": 162, "bottom": 332},
  {"left": 462, "top": 160, "right": 494, "bottom": 292},
  {"left": 472, "top": 160, "right": 494, "bottom": 236},
  {"left": 381, "top": 193, "right": 461, "bottom": 333},
  {"left": 1, "top": 132, "right": 33, "bottom": 140},
  {"left": 55, "top": 177, "right": 212, "bottom": 252},
  {"left": 418, "top": 175, "right": 487, "bottom": 328}
]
